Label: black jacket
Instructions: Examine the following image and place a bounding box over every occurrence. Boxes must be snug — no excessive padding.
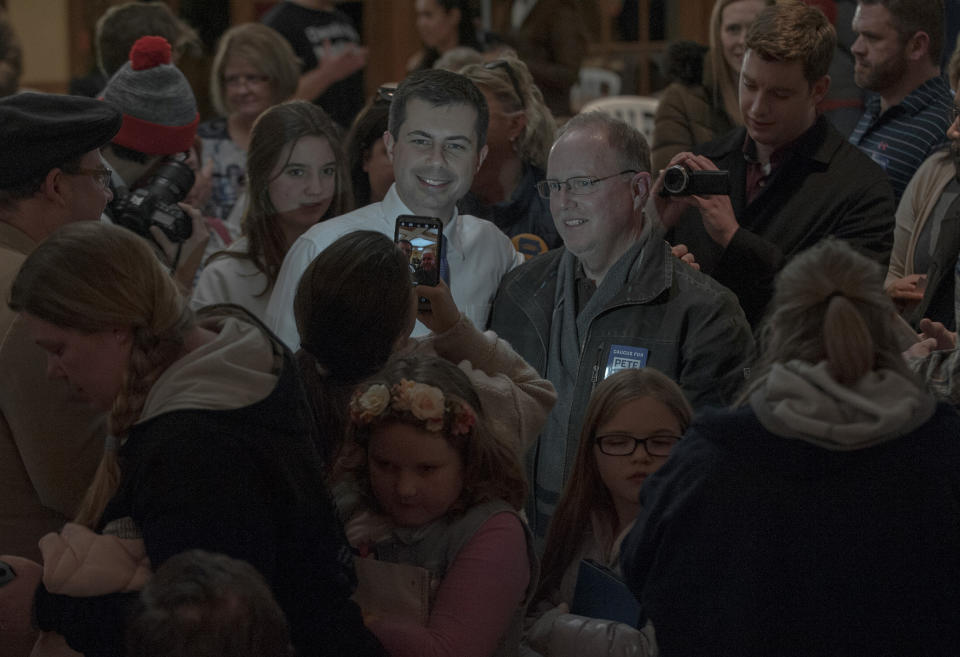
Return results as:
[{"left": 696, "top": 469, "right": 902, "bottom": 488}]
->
[
  {"left": 668, "top": 116, "right": 896, "bottom": 325},
  {"left": 35, "top": 310, "right": 384, "bottom": 657}
]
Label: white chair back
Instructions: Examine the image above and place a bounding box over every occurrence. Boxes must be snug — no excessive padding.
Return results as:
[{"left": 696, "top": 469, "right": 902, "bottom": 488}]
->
[
  {"left": 570, "top": 67, "right": 622, "bottom": 111},
  {"left": 579, "top": 95, "right": 660, "bottom": 145}
]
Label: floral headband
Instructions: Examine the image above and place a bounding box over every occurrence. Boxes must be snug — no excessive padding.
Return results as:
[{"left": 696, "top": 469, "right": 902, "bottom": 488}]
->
[{"left": 349, "top": 379, "right": 477, "bottom": 436}]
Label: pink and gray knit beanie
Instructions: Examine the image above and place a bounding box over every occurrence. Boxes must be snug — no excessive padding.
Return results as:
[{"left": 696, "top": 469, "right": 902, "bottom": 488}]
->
[{"left": 101, "top": 35, "right": 198, "bottom": 155}]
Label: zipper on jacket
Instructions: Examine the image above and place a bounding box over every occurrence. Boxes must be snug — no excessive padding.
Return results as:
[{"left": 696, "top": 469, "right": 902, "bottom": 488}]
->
[{"left": 589, "top": 342, "right": 605, "bottom": 391}]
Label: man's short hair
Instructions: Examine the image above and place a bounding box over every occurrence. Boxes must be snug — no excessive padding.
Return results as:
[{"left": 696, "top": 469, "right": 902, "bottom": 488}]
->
[
  {"left": 859, "top": 0, "right": 945, "bottom": 65},
  {"left": 745, "top": 0, "right": 837, "bottom": 84},
  {"left": 555, "top": 111, "right": 652, "bottom": 175},
  {"left": 96, "top": 1, "right": 200, "bottom": 78},
  {"left": 126, "top": 550, "right": 292, "bottom": 657},
  {"left": 388, "top": 69, "right": 489, "bottom": 149}
]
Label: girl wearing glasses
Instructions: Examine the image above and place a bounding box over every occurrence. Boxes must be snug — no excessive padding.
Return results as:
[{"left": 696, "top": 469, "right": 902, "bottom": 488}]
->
[{"left": 525, "top": 368, "right": 690, "bottom": 657}]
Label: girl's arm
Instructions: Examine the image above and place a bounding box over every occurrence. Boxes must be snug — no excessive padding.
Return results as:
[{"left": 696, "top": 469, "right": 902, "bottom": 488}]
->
[
  {"left": 414, "top": 284, "right": 557, "bottom": 453},
  {"left": 369, "top": 512, "right": 530, "bottom": 657}
]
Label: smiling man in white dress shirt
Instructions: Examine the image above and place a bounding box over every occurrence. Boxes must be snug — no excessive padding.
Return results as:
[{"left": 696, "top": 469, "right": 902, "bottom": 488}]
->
[{"left": 266, "top": 68, "right": 523, "bottom": 348}]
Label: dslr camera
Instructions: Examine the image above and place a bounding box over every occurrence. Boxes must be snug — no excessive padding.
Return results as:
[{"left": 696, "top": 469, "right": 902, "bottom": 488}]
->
[
  {"left": 110, "top": 155, "right": 195, "bottom": 243},
  {"left": 659, "top": 165, "right": 730, "bottom": 197}
]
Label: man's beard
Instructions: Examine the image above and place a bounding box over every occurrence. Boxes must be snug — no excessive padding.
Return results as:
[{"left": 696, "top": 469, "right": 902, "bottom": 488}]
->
[{"left": 854, "top": 51, "right": 908, "bottom": 94}]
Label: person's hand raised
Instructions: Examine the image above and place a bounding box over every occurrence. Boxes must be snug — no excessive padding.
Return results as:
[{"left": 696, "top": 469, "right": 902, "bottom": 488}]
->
[{"left": 415, "top": 281, "right": 461, "bottom": 334}]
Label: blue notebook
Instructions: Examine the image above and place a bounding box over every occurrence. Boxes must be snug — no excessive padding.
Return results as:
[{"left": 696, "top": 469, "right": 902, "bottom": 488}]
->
[{"left": 570, "top": 559, "right": 641, "bottom": 627}]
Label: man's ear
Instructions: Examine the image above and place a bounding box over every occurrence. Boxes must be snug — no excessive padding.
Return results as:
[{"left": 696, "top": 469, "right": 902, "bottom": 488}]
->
[
  {"left": 811, "top": 74, "right": 831, "bottom": 106},
  {"left": 632, "top": 171, "right": 652, "bottom": 209},
  {"left": 906, "top": 30, "right": 931, "bottom": 62},
  {"left": 383, "top": 130, "right": 395, "bottom": 164},
  {"left": 39, "top": 168, "right": 70, "bottom": 208}
]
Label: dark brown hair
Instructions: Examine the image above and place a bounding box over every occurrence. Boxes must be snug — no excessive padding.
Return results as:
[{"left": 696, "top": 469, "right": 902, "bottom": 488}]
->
[
  {"left": 745, "top": 0, "right": 837, "bottom": 84},
  {"left": 293, "top": 230, "right": 413, "bottom": 466},
  {"left": 213, "top": 101, "right": 353, "bottom": 295}
]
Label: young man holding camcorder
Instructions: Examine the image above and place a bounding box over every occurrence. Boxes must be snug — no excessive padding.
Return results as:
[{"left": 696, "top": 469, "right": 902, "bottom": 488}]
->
[{"left": 652, "top": 0, "right": 896, "bottom": 326}]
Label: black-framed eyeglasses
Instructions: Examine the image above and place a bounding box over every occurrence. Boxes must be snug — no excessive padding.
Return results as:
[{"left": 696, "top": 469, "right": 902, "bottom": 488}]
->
[
  {"left": 483, "top": 59, "right": 525, "bottom": 109},
  {"left": 536, "top": 170, "right": 638, "bottom": 199},
  {"left": 596, "top": 433, "right": 680, "bottom": 457},
  {"left": 950, "top": 104, "right": 960, "bottom": 124},
  {"left": 65, "top": 166, "right": 113, "bottom": 189}
]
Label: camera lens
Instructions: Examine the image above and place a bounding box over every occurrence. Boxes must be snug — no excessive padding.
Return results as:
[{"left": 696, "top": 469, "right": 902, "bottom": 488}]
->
[
  {"left": 145, "top": 159, "right": 195, "bottom": 205},
  {"left": 663, "top": 166, "right": 689, "bottom": 194}
]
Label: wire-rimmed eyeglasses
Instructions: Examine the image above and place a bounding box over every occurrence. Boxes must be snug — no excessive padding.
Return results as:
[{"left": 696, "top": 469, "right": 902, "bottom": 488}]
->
[
  {"left": 595, "top": 433, "right": 680, "bottom": 457},
  {"left": 65, "top": 166, "right": 113, "bottom": 189},
  {"left": 535, "top": 170, "right": 638, "bottom": 199}
]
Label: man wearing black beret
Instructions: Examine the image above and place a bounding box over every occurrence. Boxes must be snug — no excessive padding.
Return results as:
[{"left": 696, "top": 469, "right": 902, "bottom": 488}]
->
[{"left": 0, "top": 91, "right": 120, "bottom": 607}]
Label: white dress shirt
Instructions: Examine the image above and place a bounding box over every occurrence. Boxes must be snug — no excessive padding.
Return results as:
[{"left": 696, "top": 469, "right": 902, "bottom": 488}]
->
[{"left": 265, "top": 184, "right": 524, "bottom": 349}]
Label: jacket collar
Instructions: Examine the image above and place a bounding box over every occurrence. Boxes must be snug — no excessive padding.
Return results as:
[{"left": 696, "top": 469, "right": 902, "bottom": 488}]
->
[
  {"left": 505, "top": 228, "right": 671, "bottom": 319},
  {"left": 702, "top": 114, "right": 838, "bottom": 168},
  {"left": 0, "top": 221, "right": 38, "bottom": 256}
]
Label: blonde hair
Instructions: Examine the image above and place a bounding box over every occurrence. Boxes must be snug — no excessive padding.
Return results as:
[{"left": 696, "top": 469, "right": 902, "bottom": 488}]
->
[
  {"left": 708, "top": 0, "right": 775, "bottom": 126},
  {"left": 343, "top": 356, "right": 528, "bottom": 515},
  {"left": 9, "top": 222, "right": 193, "bottom": 527},
  {"left": 213, "top": 101, "right": 353, "bottom": 294},
  {"left": 209, "top": 23, "right": 300, "bottom": 118},
  {"left": 535, "top": 368, "right": 691, "bottom": 605},
  {"left": 459, "top": 55, "right": 555, "bottom": 169},
  {"left": 739, "top": 238, "right": 919, "bottom": 404}
]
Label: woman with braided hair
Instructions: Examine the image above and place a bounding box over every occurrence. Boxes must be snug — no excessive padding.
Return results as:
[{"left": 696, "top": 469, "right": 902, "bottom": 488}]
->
[
  {"left": 620, "top": 238, "right": 960, "bottom": 656},
  {"left": 0, "top": 222, "right": 384, "bottom": 657}
]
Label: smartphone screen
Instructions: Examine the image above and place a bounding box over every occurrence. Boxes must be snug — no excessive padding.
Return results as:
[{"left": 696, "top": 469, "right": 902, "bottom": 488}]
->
[
  {"left": 395, "top": 215, "right": 443, "bottom": 312},
  {"left": 395, "top": 215, "right": 443, "bottom": 287}
]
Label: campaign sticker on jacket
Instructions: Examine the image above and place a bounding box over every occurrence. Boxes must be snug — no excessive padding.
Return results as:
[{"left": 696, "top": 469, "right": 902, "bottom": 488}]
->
[{"left": 604, "top": 345, "right": 649, "bottom": 379}]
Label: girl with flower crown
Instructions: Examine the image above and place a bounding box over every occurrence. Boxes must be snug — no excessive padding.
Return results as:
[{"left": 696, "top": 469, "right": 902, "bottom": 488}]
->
[{"left": 338, "top": 354, "right": 539, "bottom": 657}]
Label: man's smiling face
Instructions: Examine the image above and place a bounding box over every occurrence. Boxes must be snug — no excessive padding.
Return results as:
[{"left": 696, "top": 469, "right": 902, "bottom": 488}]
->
[
  {"left": 547, "top": 125, "right": 641, "bottom": 277},
  {"left": 385, "top": 98, "right": 487, "bottom": 221}
]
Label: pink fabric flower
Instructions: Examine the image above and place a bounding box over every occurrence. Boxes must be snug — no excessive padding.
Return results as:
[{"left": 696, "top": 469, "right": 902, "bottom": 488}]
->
[
  {"left": 408, "top": 383, "right": 445, "bottom": 423},
  {"left": 354, "top": 384, "right": 390, "bottom": 422}
]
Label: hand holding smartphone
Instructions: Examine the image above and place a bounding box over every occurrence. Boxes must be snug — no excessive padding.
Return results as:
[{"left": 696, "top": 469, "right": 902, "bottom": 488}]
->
[{"left": 395, "top": 215, "right": 443, "bottom": 311}]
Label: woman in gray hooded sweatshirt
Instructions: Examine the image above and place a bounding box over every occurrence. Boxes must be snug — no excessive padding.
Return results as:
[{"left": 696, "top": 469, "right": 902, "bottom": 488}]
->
[{"left": 621, "top": 237, "right": 960, "bottom": 657}]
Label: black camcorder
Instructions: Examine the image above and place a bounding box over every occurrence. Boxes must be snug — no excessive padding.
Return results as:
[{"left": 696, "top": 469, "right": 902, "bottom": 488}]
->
[{"left": 659, "top": 165, "right": 731, "bottom": 197}]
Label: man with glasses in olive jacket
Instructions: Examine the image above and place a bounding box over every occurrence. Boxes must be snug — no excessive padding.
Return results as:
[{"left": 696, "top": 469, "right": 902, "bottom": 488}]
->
[{"left": 488, "top": 112, "right": 754, "bottom": 543}]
